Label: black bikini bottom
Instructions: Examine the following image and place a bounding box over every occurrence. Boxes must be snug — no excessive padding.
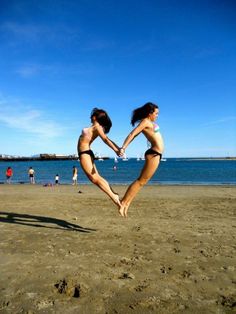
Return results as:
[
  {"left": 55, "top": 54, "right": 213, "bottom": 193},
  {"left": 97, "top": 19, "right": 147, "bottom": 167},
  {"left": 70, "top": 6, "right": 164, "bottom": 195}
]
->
[
  {"left": 79, "top": 149, "right": 95, "bottom": 160},
  {"left": 144, "top": 148, "right": 162, "bottom": 160}
]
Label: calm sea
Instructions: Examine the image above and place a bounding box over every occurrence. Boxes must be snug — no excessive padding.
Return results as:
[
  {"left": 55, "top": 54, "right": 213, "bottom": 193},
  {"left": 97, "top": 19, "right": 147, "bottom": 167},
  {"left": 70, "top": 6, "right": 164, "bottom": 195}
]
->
[{"left": 0, "top": 158, "right": 235, "bottom": 185}]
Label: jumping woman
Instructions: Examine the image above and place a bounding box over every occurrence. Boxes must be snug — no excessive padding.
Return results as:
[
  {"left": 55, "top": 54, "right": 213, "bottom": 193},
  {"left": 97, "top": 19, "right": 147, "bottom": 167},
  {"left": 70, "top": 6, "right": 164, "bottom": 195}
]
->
[
  {"left": 77, "top": 108, "right": 121, "bottom": 207},
  {"left": 119, "top": 102, "right": 164, "bottom": 217}
]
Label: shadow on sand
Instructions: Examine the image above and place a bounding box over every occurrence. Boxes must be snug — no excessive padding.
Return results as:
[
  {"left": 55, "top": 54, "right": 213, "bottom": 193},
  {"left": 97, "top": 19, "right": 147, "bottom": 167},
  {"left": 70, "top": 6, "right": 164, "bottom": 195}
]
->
[{"left": 0, "top": 211, "right": 96, "bottom": 233}]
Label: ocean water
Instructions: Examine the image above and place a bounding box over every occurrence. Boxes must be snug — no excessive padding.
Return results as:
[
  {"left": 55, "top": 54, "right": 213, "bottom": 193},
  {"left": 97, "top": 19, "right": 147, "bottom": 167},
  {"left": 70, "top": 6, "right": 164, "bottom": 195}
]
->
[{"left": 0, "top": 158, "right": 235, "bottom": 185}]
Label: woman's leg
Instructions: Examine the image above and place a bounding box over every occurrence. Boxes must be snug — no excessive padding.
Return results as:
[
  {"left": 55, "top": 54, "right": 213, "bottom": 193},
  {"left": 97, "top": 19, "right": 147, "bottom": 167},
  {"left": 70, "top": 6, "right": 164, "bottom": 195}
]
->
[
  {"left": 80, "top": 154, "right": 121, "bottom": 207},
  {"left": 119, "top": 154, "right": 161, "bottom": 217}
]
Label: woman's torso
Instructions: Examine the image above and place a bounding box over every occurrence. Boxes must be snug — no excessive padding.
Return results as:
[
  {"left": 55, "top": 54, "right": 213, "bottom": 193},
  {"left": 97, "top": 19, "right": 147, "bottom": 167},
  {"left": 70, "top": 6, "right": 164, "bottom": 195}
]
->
[
  {"left": 142, "top": 121, "right": 164, "bottom": 153},
  {"left": 78, "top": 125, "right": 98, "bottom": 152}
]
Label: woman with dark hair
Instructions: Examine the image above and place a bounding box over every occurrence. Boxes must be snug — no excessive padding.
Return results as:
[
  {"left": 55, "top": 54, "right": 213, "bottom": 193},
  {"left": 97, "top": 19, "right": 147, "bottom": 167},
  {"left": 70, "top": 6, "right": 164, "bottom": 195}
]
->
[
  {"left": 119, "top": 102, "right": 164, "bottom": 217},
  {"left": 77, "top": 108, "right": 121, "bottom": 207}
]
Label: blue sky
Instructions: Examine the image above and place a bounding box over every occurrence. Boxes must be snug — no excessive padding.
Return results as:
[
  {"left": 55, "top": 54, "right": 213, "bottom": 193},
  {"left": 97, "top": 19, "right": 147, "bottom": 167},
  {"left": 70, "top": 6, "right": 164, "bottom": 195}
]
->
[{"left": 0, "top": 0, "right": 235, "bottom": 158}]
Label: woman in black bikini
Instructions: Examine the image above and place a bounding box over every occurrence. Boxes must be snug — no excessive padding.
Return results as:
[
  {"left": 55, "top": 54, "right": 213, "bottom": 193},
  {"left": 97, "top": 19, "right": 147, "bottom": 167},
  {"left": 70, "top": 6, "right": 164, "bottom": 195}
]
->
[
  {"left": 119, "top": 102, "right": 164, "bottom": 217},
  {"left": 77, "top": 108, "right": 121, "bottom": 207}
]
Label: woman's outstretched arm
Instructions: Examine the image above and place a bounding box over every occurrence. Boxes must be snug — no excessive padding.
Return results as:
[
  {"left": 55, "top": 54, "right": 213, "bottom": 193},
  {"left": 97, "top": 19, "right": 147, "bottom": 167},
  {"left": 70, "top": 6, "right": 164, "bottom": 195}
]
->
[
  {"left": 121, "top": 120, "right": 147, "bottom": 151},
  {"left": 96, "top": 125, "right": 120, "bottom": 154}
]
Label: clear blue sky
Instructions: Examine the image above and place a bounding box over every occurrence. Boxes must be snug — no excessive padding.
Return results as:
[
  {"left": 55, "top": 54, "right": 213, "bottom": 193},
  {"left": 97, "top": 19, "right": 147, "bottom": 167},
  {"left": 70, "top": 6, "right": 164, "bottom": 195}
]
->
[{"left": 0, "top": 0, "right": 235, "bottom": 158}]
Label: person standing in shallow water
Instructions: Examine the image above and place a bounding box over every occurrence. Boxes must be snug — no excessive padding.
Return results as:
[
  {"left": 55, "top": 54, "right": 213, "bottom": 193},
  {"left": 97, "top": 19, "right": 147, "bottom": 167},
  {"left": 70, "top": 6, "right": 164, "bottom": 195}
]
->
[
  {"left": 28, "top": 167, "right": 35, "bottom": 184},
  {"left": 72, "top": 166, "right": 78, "bottom": 185},
  {"left": 77, "top": 108, "right": 121, "bottom": 207},
  {"left": 119, "top": 102, "right": 164, "bottom": 217},
  {"left": 55, "top": 174, "right": 59, "bottom": 185},
  {"left": 6, "top": 167, "right": 13, "bottom": 184}
]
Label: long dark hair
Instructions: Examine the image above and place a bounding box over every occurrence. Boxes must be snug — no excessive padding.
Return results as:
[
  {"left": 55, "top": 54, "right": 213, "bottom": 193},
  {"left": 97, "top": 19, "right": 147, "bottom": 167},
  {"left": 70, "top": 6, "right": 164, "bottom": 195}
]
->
[
  {"left": 90, "top": 108, "right": 112, "bottom": 133},
  {"left": 131, "top": 102, "right": 158, "bottom": 126}
]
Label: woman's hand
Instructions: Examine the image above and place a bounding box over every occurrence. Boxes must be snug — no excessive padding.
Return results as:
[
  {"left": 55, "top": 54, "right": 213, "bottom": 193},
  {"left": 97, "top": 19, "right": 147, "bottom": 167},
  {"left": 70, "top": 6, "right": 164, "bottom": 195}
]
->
[{"left": 118, "top": 147, "right": 125, "bottom": 157}]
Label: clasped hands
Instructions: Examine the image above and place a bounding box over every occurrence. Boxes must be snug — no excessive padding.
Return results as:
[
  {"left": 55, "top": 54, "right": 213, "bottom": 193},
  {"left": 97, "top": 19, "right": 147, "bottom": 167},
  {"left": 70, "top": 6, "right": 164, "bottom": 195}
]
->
[{"left": 117, "top": 147, "right": 125, "bottom": 157}]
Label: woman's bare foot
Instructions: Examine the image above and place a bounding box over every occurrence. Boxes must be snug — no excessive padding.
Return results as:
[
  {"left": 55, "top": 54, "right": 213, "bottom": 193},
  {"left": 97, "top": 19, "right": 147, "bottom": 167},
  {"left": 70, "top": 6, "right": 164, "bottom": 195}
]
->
[
  {"left": 119, "top": 201, "right": 130, "bottom": 218},
  {"left": 124, "top": 207, "right": 128, "bottom": 217},
  {"left": 114, "top": 193, "right": 121, "bottom": 207},
  {"left": 124, "top": 203, "right": 130, "bottom": 217},
  {"left": 119, "top": 202, "right": 126, "bottom": 217}
]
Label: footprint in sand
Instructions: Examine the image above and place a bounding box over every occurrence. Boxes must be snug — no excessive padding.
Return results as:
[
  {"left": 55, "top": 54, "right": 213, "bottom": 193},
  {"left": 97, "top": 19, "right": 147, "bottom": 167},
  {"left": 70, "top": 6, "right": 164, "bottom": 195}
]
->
[
  {"left": 132, "top": 225, "right": 141, "bottom": 232},
  {"left": 134, "top": 279, "right": 150, "bottom": 292},
  {"left": 118, "top": 272, "right": 135, "bottom": 280},
  {"left": 217, "top": 295, "right": 236, "bottom": 309},
  {"left": 173, "top": 247, "right": 181, "bottom": 253},
  {"left": 181, "top": 270, "right": 192, "bottom": 278},
  {"left": 160, "top": 266, "right": 172, "bottom": 274},
  {"left": 54, "top": 279, "right": 80, "bottom": 298}
]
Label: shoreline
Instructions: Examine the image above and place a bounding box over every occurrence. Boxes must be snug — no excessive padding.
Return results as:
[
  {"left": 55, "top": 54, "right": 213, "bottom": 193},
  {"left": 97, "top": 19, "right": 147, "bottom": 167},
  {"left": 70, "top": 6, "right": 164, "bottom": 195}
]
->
[
  {"left": 1, "top": 182, "right": 236, "bottom": 186},
  {"left": 1, "top": 156, "right": 236, "bottom": 162}
]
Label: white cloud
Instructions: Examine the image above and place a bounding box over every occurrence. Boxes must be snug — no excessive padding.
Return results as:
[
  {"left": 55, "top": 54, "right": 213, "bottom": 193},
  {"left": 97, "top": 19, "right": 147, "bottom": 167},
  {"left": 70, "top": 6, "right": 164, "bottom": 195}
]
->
[
  {"left": 15, "top": 62, "right": 96, "bottom": 79},
  {"left": 0, "top": 98, "right": 64, "bottom": 138},
  {"left": 1, "top": 22, "right": 80, "bottom": 45},
  {"left": 1, "top": 22, "right": 42, "bottom": 41},
  {"left": 203, "top": 116, "right": 236, "bottom": 127},
  {"left": 16, "top": 64, "right": 41, "bottom": 78}
]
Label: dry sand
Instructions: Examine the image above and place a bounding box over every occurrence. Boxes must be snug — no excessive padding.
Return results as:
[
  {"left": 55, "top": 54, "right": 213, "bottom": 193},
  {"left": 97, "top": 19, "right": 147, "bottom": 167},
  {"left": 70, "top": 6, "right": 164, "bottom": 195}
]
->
[{"left": 0, "top": 184, "right": 235, "bottom": 313}]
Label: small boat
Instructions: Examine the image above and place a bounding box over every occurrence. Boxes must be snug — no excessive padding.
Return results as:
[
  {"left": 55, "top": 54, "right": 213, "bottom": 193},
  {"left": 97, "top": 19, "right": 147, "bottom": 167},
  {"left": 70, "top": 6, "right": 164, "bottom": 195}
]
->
[
  {"left": 97, "top": 153, "right": 104, "bottom": 161},
  {"left": 114, "top": 156, "right": 118, "bottom": 163},
  {"left": 161, "top": 158, "right": 167, "bottom": 162},
  {"left": 122, "top": 153, "right": 128, "bottom": 161},
  {"left": 140, "top": 154, "right": 145, "bottom": 161}
]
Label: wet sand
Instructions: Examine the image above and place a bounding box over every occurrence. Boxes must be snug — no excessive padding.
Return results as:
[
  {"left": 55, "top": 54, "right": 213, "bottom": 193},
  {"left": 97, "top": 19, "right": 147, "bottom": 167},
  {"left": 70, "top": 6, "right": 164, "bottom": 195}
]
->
[{"left": 0, "top": 184, "right": 235, "bottom": 313}]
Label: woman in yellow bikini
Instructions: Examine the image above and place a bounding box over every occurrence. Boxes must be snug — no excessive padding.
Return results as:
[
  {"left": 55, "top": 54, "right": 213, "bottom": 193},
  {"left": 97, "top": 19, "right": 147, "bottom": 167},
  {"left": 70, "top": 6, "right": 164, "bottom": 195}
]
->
[
  {"left": 119, "top": 102, "right": 164, "bottom": 217},
  {"left": 77, "top": 108, "right": 121, "bottom": 207}
]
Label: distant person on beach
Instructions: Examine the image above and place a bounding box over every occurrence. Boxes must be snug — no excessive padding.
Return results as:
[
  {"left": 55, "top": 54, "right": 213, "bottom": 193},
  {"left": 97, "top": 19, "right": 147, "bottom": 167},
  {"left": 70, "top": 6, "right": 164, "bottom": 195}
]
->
[
  {"left": 77, "top": 107, "right": 121, "bottom": 207},
  {"left": 6, "top": 167, "right": 13, "bottom": 184},
  {"left": 28, "top": 167, "right": 35, "bottom": 184},
  {"left": 55, "top": 174, "right": 59, "bottom": 185},
  {"left": 72, "top": 166, "right": 78, "bottom": 185},
  {"left": 119, "top": 102, "right": 164, "bottom": 217}
]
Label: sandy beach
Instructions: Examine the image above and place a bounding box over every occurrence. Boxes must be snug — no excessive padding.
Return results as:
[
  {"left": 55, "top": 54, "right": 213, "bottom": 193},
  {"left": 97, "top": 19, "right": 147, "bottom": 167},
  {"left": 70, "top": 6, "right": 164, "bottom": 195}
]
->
[{"left": 0, "top": 184, "right": 235, "bottom": 313}]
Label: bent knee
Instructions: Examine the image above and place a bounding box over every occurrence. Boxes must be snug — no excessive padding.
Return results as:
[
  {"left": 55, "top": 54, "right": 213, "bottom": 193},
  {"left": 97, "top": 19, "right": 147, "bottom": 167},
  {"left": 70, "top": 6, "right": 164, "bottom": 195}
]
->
[{"left": 88, "top": 175, "right": 99, "bottom": 185}]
